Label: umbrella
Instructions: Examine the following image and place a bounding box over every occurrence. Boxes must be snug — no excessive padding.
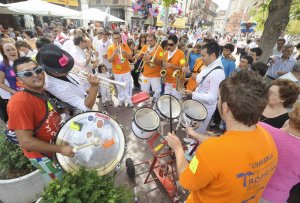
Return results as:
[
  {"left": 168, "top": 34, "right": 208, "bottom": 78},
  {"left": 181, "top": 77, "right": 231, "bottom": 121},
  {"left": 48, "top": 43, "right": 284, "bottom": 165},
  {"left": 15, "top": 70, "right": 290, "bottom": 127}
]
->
[
  {"left": 6, "top": 0, "right": 80, "bottom": 17},
  {"left": 66, "top": 8, "right": 125, "bottom": 22}
]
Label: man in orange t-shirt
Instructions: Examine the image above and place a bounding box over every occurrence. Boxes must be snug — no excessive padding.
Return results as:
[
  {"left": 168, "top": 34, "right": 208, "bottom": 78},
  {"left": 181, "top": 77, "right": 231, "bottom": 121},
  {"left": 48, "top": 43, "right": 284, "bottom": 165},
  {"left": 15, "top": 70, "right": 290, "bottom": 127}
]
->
[
  {"left": 185, "top": 58, "right": 205, "bottom": 91},
  {"left": 166, "top": 71, "right": 278, "bottom": 203},
  {"left": 107, "top": 31, "right": 134, "bottom": 107},
  {"left": 136, "top": 33, "right": 164, "bottom": 100},
  {"left": 7, "top": 57, "right": 74, "bottom": 181},
  {"left": 164, "top": 34, "right": 186, "bottom": 100}
]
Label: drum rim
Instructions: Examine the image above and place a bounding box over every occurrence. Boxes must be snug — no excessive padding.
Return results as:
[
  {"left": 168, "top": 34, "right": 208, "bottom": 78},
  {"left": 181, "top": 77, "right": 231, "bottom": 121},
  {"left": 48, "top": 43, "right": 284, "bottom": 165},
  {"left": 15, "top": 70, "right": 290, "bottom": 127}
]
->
[
  {"left": 155, "top": 94, "right": 181, "bottom": 119},
  {"left": 182, "top": 99, "right": 208, "bottom": 121},
  {"left": 131, "top": 122, "right": 156, "bottom": 140},
  {"left": 133, "top": 107, "right": 160, "bottom": 132},
  {"left": 54, "top": 111, "right": 126, "bottom": 175}
]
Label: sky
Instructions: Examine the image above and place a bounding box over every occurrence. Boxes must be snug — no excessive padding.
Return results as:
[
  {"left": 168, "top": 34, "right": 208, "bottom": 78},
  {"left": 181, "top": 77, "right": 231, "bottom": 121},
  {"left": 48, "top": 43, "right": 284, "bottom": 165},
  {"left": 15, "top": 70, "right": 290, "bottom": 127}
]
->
[{"left": 213, "top": 0, "right": 230, "bottom": 11}]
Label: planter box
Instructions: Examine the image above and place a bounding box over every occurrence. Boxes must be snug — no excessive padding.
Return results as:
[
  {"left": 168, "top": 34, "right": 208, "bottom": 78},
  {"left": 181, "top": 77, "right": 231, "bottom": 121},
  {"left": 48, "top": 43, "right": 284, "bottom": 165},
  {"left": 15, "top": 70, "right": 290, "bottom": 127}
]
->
[{"left": 0, "top": 170, "right": 49, "bottom": 203}]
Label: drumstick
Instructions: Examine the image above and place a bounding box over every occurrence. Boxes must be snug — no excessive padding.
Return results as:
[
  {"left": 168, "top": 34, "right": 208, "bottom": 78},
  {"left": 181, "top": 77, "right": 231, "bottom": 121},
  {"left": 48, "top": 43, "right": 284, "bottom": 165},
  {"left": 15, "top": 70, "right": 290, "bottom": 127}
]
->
[
  {"left": 73, "top": 138, "right": 100, "bottom": 153},
  {"left": 169, "top": 94, "right": 173, "bottom": 132}
]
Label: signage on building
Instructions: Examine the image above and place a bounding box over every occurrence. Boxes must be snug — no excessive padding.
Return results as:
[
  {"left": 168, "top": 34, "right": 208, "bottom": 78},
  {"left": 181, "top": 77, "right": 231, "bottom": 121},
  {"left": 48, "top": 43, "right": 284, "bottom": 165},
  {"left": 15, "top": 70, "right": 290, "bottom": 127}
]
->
[
  {"left": 156, "top": 16, "right": 187, "bottom": 29},
  {"left": 46, "top": 0, "right": 78, "bottom": 7}
]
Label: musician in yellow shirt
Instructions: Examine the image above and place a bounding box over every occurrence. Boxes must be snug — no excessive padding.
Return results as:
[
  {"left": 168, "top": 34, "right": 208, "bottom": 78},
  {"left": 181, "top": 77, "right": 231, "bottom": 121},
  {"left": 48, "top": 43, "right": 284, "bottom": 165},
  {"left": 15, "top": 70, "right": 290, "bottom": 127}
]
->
[{"left": 107, "top": 31, "right": 134, "bottom": 107}]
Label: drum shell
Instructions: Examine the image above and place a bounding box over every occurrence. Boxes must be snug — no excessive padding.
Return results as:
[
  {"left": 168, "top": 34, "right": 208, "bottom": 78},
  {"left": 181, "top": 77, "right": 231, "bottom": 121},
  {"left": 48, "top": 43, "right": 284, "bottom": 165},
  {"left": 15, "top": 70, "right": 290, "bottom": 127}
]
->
[
  {"left": 54, "top": 111, "right": 125, "bottom": 176},
  {"left": 131, "top": 122, "right": 156, "bottom": 140}
]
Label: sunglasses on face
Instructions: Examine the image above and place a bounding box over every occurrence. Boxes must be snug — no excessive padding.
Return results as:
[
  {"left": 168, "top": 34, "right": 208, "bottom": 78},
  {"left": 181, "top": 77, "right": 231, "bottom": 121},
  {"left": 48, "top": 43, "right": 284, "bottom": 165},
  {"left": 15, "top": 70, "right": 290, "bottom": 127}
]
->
[
  {"left": 17, "top": 66, "right": 44, "bottom": 78},
  {"left": 168, "top": 43, "right": 175, "bottom": 47}
]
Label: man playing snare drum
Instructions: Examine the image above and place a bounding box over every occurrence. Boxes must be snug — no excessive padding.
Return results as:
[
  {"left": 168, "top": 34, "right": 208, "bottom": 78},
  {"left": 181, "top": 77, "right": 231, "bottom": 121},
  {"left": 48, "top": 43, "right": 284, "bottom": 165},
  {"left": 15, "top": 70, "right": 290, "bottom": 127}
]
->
[{"left": 7, "top": 57, "right": 74, "bottom": 181}]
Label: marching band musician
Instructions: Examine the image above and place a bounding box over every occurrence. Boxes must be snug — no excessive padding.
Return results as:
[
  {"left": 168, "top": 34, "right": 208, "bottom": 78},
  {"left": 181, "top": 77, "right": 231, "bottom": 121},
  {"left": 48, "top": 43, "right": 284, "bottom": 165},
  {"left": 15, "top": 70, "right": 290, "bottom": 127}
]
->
[
  {"left": 136, "top": 33, "right": 164, "bottom": 101},
  {"left": 185, "top": 58, "right": 205, "bottom": 91},
  {"left": 184, "top": 42, "right": 225, "bottom": 134},
  {"left": 164, "top": 35, "right": 186, "bottom": 100},
  {"left": 37, "top": 44, "right": 100, "bottom": 113},
  {"left": 107, "top": 31, "right": 134, "bottom": 107}
]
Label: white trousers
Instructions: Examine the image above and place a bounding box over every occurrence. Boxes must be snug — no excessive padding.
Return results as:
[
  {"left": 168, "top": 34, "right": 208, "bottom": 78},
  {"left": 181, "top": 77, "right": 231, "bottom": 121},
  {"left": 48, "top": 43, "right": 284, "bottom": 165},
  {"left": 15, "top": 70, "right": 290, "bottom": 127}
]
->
[
  {"left": 140, "top": 75, "right": 162, "bottom": 99},
  {"left": 99, "top": 86, "right": 111, "bottom": 102},
  {"left": 195, "top": 105, "right": 216, "bottom": 134},
  {"left": 164, "top": 83, "right": 182, "bottom": 101},
  {"left": 114, "top": 72, "right": 133, "bottom": 103}
]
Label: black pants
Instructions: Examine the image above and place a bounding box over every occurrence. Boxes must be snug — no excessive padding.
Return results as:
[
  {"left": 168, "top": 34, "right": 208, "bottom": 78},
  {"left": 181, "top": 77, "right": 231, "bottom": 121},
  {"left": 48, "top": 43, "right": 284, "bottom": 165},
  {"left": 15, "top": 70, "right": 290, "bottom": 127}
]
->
[
  {"left": 0, "top": 97, "right": 9, "bottom": 123},
  {"left": 212, "top": 108, "right": 221, "bottom": 126},
  {"left": 131, "top": 60, "right": 141, "bottom": 89}
]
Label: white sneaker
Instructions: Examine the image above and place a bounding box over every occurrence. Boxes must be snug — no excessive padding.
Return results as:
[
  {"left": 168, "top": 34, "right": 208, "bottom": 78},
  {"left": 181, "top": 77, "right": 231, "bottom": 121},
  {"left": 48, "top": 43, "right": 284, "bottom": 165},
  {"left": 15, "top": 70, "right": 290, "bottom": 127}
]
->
[
  {"left": 128, "top": 102, "right": 134, "bottom": 107},
  {"left": 118, "top": 101, "right": 123, "bottom": 107}
]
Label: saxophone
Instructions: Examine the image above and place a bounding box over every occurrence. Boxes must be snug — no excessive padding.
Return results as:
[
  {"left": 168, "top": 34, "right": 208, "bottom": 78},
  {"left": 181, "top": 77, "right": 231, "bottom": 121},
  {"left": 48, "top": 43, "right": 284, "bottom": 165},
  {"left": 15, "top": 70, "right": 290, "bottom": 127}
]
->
[{"left": 160, "top": 58, "right": 167, "bottom": 84}]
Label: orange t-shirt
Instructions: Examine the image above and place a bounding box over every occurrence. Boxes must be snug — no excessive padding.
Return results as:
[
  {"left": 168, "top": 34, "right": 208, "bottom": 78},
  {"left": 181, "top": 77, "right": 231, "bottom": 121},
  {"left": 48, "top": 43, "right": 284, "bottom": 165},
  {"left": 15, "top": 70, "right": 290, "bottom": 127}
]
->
[
  {"left": 139, "top": 45, "right": 164, "bottom": 78},
  {"left": 186, "top": 58, "right": 205, "bottom": 91},
  {"left": 179, "top": 125, "right": 278, "bottom": 203},
  {"left": 7, "top": 91, "right": 62, "bottom": 158},
  {"left": 164, "top": 49, "right": 185, "bottom": 84},
  {"left": 107, "top": 43, "right": 131, "bottom": 74}
]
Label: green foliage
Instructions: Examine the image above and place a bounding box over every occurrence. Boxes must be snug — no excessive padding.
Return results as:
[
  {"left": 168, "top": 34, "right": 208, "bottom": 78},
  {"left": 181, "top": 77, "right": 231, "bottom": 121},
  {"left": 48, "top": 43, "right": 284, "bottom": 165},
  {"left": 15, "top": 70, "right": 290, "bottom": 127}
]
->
[
  {"left": 162, "top": 0, "right": 177, "bottom": 7},
  {"left": 41, "top": 167, "right": 133, "bottom": 203},
  {"left": 0, "top": 135, "right": 34, "bottom": 179},
  {"left": 249, "top": 0, "right": 300, "bottom": 32}
]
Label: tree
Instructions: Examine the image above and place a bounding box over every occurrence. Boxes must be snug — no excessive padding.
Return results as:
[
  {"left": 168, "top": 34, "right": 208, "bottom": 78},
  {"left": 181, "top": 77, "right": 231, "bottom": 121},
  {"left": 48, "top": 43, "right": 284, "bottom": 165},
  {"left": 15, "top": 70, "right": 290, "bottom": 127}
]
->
[{"left": 259, "top": 0, "right": 293, "bottom": 63}]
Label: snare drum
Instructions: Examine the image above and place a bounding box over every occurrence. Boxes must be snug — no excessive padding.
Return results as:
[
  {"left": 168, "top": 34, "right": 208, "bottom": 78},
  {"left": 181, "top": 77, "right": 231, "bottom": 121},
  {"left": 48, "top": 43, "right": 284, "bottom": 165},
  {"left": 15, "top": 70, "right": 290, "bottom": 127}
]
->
[
  {"left": 180, "top": 100, "right": 208, "bottom": 128},
  {"left": 54, "top": 111, "right": 125, "bottom": 176},
  {"left": 155, "top": 94, "right": 181, "bottom": 119},
  {"left": 132, "top": 108, "right": 160, "bottom": 139}
]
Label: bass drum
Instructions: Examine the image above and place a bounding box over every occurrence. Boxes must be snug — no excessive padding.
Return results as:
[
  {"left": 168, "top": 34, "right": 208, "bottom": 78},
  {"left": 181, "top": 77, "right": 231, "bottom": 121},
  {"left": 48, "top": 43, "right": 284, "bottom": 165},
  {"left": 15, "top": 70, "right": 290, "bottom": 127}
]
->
[
  {"left": 155, "top": 94, "right": 181, "bottom": 119},
  {"left": 54, "top": 111, "right": 125, "bottom": 176},
  {"left": 132, "top": 107, "right": 160, "bottom": 139}
]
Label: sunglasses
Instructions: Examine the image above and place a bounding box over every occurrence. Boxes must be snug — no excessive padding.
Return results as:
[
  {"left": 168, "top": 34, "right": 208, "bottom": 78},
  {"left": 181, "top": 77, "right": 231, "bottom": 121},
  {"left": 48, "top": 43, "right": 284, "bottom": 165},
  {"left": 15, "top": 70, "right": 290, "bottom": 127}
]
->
[
  {"left": 17, "top": 66, "right": 44, "bottom": 78},
  {"left": 167, "top": 43, "right": 175, "bottom": 47}
]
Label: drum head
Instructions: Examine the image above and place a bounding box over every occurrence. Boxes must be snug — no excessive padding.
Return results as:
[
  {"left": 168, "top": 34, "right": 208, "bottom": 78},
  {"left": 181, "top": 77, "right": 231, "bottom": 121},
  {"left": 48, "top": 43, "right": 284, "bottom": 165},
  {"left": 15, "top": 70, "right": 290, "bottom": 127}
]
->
[
  {"left": 55, "top": 112, "right": 125, "bottom": 176},
  {"left": 156, "top": 94, "right": 181, "bottom": 119},
  {"left": 182, "top": 100, "right": 207, "bottom": 121},
  {"left": 134, "top": 108, "right": 160, "bottom": 132}
]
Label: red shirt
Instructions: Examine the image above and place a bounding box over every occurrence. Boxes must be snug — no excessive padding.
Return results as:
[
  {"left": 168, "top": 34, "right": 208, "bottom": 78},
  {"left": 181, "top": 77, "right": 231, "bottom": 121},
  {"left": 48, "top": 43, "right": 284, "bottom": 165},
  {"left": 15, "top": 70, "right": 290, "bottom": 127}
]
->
[{"left": 7, "top": 91, "right": 61, "bottom": 158}]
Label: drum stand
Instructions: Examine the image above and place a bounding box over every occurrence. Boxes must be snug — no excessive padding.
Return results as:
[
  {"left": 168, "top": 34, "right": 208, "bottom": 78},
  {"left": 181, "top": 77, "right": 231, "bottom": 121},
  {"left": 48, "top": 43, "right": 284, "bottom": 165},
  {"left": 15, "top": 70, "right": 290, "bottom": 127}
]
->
[{"left": 126, "top": 132, "right": 180, "bottom": 202}]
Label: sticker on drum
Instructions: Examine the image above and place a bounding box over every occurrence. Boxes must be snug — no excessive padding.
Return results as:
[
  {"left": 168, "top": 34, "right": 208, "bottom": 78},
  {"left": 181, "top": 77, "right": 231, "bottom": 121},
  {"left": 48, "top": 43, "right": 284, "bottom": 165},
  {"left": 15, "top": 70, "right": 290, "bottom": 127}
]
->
[
  {"left": 132, "top": 107, "right": 160, "bottom": 139},
  {"left": 55, "top": 111, "right": 125, "bottom": 176},
  {"left": 155, "top": 94, "right": 181, "bottom": 119},
  {"left": 182, "top": 100, "right": 207, "bottom": 121}
]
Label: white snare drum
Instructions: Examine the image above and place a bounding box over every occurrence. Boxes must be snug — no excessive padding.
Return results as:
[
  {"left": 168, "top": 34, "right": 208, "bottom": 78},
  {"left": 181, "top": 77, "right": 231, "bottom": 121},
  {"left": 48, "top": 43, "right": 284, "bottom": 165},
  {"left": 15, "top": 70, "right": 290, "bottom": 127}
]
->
[
  {"left": 155, "top": 94, "right": 181, "bottom": 119},
  {"left": 180, "top": 100, "right": 208, "bottom": 128},
  {"left": 132, "top": 108, "right": 160, "bottom": 139},
  {"left": 55, "top": 111, "right": 125, "bottom": 176}
]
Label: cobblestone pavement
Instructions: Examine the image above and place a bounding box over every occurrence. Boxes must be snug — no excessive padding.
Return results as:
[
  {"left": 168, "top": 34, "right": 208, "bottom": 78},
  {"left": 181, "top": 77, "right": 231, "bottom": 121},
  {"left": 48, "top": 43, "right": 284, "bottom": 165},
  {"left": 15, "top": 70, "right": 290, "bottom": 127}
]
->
[{"left": 93, "top": 92, "right": 189, "bottom": 203}]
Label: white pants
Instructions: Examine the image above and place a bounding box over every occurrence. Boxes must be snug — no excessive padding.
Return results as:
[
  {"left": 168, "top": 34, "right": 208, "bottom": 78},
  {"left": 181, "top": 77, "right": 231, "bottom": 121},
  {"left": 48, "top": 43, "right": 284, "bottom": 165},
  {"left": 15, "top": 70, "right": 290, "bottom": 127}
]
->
[
  {"left": 164, "top": 83, "right": 182, "bottom": 101},
  {"left": 140, "top": 75, "right": 161, "bottom": 99},
  {"left": 114, "top": 72, "right": 133, "bottom": 103},
  {"left": 195, "top": 105, "right": 216, "bottom": 134},
  {"left": 100, "top": 86, "right": 111, "bottom": 102}
]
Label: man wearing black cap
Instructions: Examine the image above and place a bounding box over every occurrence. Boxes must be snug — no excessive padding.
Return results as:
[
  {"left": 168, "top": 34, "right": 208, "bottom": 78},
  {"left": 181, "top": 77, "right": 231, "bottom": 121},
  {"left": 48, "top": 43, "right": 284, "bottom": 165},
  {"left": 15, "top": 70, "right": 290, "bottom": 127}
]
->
[
  {"left": 37, "top": 44, "right": 99, "bottom": 112},
  {"left": 7, "top": 56, "right": 74, "bottom": 181}
]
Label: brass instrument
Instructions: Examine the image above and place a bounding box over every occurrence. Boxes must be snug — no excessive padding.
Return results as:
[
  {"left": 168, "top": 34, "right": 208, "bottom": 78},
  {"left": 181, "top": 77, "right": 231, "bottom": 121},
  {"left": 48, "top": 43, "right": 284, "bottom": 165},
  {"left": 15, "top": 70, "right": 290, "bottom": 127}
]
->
[
  {"left": 172, "top": 69, "right": 185, "bottom": 92},
  {"left": 147, "top": 39, "right": 163, "bottom": 68},
  {"left": 71, "top": 67, "right": 126, "bottom": 89},
  {"left": 117, "top": 43, "right": 124, "bottom": 63},
  {"left": 160, "top": 58, "right": 167, "bottom": 84}
]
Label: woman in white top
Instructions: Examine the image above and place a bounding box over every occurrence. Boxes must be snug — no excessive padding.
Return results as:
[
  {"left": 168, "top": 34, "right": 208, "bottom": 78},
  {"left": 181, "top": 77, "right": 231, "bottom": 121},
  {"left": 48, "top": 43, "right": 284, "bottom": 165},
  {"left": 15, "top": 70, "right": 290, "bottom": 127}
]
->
[
  {"left": 16, "top": 41, "right": 37, "bottom": 58},
  {"left": 96, "top": 64, "right": 112, "bottom": 107}
]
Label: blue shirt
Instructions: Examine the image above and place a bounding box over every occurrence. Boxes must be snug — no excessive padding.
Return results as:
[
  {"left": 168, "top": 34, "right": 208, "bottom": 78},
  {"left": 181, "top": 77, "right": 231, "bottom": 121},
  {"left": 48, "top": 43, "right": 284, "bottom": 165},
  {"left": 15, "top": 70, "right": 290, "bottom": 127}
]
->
[
  {"left": 266, "top": 55, "right": 297, "bottom": 79},
  {"left": 189, "top": 52, "right": 201, "bottom": 71},
  {"left": 221, "top": 56, "right": 236, "bottom": 78}
]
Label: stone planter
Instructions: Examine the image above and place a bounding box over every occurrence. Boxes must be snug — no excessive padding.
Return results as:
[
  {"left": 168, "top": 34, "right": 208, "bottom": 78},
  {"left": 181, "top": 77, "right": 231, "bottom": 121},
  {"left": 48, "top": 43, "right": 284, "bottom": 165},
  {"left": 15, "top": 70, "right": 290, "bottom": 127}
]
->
[{"left": 0, "top": 170, "right": 49, "bottom": 203}]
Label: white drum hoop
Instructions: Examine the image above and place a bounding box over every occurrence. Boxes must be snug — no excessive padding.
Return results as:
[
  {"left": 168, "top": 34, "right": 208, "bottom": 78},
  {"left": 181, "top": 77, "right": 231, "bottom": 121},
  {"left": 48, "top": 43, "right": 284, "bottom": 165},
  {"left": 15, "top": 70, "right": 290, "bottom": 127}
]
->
[
  {"left": 155, "top": 94, "right": 182, "bottom": 119},
  {"left": 132, "top": 107, "right": 160, "bottom": 139},
  {"left": 182, "top": 100, "right": 208, "bottom": 121},
  {"left": 54, "top": 111, "right": 125, "bottom": 176}
]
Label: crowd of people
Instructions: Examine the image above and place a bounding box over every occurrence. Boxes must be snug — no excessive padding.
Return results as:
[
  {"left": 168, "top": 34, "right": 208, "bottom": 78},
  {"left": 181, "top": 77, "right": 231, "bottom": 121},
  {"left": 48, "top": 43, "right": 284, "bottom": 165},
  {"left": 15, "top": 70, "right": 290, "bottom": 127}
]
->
[{"left": 1, "top": 20, "right": 300, "bottom": 202}]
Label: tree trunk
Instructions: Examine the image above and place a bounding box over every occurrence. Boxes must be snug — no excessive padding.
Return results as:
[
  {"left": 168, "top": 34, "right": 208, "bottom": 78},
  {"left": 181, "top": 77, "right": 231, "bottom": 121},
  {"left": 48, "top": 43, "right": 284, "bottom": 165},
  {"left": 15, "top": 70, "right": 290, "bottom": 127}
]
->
[{"left": 259, "top": 0, "right": 292, "bottom": 63}]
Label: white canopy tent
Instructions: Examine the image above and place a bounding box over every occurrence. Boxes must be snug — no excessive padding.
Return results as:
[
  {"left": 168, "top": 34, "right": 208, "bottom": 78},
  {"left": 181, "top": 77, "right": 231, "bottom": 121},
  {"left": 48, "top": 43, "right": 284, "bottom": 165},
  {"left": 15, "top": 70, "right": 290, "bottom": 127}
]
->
[
  {"left": 5, "top": 0, "right": 80, "bottom": 17},
  {"left": 66, "top": 8, "right": 125, "bottom": 23}
]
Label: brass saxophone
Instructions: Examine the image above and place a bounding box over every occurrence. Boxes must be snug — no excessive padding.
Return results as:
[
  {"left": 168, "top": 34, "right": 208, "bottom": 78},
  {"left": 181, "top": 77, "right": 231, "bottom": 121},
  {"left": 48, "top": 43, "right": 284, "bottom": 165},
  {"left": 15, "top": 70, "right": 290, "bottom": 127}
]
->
[{"left": 160, "top": 58, "right": 167, "bottom": 84}]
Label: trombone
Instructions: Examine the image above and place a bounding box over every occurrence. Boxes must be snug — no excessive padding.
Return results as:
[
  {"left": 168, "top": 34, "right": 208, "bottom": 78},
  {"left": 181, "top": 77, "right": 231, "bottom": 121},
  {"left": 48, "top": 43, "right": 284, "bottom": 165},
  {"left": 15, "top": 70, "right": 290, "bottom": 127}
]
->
[
  {"left": 147, "top": 39, "right": 163, "bottom": 68},
  {"left": 71, "top": 67, "right": 126, "bottom": 89}
]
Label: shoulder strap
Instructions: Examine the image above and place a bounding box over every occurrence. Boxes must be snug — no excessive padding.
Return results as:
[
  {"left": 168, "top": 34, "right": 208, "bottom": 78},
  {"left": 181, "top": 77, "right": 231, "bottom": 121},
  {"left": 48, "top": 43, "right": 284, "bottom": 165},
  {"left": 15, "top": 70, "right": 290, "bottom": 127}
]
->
[
  {"left": 32, "top": 100, "right": 48, "bottom": 136},
  {"left": 193, "top": 66, "right": 223, "bottom": 91}
]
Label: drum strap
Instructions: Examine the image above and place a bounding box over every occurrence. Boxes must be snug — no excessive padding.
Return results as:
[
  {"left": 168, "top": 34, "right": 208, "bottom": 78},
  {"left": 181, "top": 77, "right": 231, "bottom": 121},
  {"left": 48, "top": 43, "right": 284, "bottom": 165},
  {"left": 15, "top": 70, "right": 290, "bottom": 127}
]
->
[{"left": 192, "top": 66, "right": 223, "bottom": 91}]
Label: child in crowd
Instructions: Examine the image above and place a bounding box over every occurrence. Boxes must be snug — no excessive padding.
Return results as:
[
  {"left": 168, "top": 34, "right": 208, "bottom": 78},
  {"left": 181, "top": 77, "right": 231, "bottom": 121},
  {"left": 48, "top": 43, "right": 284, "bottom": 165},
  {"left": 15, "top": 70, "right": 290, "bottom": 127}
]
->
[{"left": 96, "top": 64, "right": 112, "bottom": 107}]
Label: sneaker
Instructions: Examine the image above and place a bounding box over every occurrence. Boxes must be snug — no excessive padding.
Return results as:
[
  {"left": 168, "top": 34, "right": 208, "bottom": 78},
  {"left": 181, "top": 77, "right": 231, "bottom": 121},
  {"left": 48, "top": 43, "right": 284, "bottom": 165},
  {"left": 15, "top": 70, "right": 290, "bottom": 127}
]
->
[
  {"left": 128, "top": 102, "right": 134, "bottom": 107},
  {"left": 118, "top": 102, "right": 123, "bottom": 107},
  {"left": 109, "top": 102, "right": 113, "bottom": 106},
  {"left": 102, "top": 103, "right": 106, "bottom": 107}
]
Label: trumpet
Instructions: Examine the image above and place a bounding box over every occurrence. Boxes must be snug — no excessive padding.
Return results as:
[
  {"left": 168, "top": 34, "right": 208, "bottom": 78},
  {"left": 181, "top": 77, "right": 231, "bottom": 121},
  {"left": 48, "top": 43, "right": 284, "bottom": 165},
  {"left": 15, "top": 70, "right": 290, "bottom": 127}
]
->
[
  {"left": 118, "top": 43, "right": 124, "bottom": 63},
  {"left": 147, "top": 39, "right": 162, "bottom": 68},
  {"left": 71, "top": 67, "right": 126, "bottom": 89}
]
